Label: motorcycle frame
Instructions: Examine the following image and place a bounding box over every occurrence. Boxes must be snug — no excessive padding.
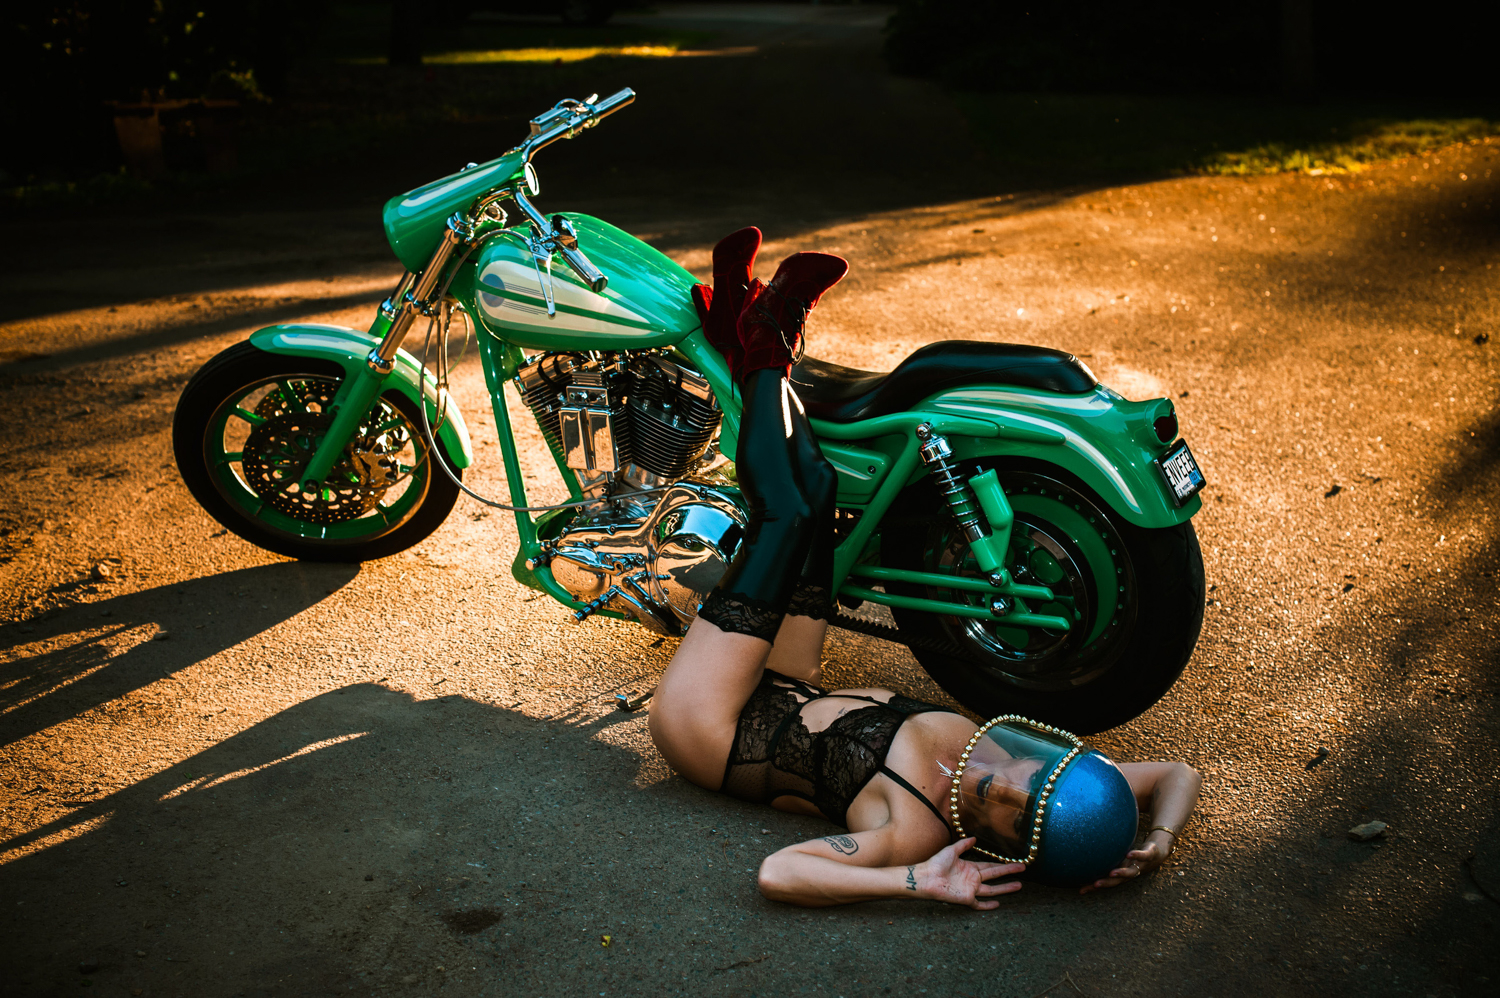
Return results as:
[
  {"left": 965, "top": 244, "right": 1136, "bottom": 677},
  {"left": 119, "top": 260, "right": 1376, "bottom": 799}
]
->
[
  {"left": 453, "top": 263, "right": 1197, "bottom": 631},
  {"left": 262, "top": 191, "right": 1200, "bottom": 635},
  {"left": 470, "top": 322, "right": 1072, "bottom": 628}
]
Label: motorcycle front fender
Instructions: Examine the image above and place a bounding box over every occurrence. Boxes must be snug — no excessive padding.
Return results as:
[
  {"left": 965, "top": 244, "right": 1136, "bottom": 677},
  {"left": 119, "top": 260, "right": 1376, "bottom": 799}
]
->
[
  {"left": 248, "top": 323, "right": 474, "bottom": 468},
  {"left": 921, "top": 384, "right": 1200, "bottom": 529}
]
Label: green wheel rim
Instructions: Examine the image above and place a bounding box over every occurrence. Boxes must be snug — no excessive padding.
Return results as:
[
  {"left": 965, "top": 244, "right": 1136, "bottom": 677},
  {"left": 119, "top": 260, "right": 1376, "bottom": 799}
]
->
[
  {"left": 921, "top": 472, "right": 1137, "bottom": 692},
  {"left": 203, "top": 376, "right": 434, "bottom": 545}
]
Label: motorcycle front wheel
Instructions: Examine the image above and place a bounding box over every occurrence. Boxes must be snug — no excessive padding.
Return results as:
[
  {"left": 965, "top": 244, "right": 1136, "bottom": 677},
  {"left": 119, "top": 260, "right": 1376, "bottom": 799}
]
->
[
  {"left": 883, "top": 461, "right": 1204, "bottom": 734},
  {"left": 173, "top": 341, "right": 462, "bottom": 562}
]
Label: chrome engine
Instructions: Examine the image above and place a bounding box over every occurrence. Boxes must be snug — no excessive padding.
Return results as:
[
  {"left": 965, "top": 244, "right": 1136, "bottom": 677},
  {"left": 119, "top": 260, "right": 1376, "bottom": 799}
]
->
[
  {"left": 516, "top": 352, "right": 741, "bottom": 635},
  {"left": 515, "top": 351, "right": 723, "bottom": 494}
]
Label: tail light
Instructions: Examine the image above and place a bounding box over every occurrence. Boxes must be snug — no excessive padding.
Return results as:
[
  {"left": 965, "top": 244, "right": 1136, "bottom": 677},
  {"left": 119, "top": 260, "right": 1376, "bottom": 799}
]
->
[{"left": 1153, "top": 412, "right": 1179, "bottom": 443}]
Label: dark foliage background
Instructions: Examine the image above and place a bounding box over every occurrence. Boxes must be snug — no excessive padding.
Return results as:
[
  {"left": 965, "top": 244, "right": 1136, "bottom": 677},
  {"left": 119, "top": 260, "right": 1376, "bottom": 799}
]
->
[
  {"left": 5, "top": 1, "right": 329, "bottom": 179},
  {"left": 883, "top": 0, "right": 1495, "bottom": 100},
  {"left": 5, "top": 0, "right": 1493, "bottom": 190}
]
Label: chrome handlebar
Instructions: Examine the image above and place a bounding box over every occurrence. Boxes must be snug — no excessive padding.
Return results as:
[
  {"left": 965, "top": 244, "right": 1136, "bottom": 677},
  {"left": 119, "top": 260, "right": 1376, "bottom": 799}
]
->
[
  {"left": 509, "top": 187, "right": 607, "bottom": 293},
  {"left": 519, "top": 88, "right": 636, "bottom": 163},
  {"left": 493, "top": 88, "right": 634, "bottom": 294},
  {"left": 550, "top": 217, "right": 608, "bottom": 293}
]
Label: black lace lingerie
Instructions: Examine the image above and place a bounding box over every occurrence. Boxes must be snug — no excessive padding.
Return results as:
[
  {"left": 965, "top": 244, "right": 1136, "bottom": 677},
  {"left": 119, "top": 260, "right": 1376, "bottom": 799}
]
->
[
  {"left": 697, "top": 590, "right": 784, "bottom": 642},
  {"left": 720, "top": 671, "right": 956, "bottom": 828}
]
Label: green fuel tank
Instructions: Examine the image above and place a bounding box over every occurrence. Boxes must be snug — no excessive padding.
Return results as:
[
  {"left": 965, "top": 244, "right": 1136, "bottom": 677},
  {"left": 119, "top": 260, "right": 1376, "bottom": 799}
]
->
[{"left": 470, "top": 214, "right": 701, "bottom": 350}]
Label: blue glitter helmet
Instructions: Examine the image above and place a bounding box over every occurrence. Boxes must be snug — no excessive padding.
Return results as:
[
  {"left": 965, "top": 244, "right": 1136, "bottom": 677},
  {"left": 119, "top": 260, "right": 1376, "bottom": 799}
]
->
[{"left": 946, "top": 716, "right": 1139, "bottom": 888}]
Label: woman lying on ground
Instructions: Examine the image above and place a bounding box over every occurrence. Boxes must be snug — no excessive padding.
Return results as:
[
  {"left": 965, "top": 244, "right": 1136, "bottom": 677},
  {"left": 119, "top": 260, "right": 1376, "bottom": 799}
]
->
[{"left": 648, "top": 227, "right": 1203, "bottom": 909}]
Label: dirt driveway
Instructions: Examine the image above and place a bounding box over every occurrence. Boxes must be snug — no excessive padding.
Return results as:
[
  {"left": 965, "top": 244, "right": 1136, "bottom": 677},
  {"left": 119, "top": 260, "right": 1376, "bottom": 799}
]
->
[{"left": 2, "top": 6, "right": 1497, "bottom": 997}]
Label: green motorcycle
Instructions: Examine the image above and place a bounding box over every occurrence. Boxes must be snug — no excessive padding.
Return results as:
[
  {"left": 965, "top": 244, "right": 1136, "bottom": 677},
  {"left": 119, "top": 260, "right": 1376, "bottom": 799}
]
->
[{"left": 173, "top": 89, "right": 1207, "bottom": 733}]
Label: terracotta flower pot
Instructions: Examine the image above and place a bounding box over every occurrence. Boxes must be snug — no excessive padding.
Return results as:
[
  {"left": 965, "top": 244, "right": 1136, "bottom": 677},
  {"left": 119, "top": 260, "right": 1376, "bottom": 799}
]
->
[{"left": 107, "top": 98, "right": 241, "bottom": 179}]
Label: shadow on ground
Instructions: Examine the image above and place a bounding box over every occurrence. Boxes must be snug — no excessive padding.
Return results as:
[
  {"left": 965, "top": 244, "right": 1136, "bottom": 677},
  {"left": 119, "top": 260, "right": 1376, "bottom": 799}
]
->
[
  {"left": 3, "top": 654, "right": 1495, "bottom": 998},
  {"left": 0, "top": 563, "right": 358, "bottom": 748}
]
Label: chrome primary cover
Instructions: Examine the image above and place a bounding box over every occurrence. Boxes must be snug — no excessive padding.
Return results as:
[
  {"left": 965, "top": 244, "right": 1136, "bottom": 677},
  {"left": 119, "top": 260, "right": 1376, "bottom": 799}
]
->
[{"left": 542, "top": 482, "right": 745, "bottom": 635}]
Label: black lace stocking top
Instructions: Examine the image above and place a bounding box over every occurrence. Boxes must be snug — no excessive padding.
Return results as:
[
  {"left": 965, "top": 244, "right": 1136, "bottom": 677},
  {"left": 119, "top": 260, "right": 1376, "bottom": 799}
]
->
[{"left": 721, "top": 671, "right": 959, "bottom": 831}]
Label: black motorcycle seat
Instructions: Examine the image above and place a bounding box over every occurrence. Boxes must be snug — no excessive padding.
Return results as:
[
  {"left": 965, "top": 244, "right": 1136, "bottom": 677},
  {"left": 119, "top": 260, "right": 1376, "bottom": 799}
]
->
[{"left": 790, "top": 340, "right": 1097, "bottom": 423}]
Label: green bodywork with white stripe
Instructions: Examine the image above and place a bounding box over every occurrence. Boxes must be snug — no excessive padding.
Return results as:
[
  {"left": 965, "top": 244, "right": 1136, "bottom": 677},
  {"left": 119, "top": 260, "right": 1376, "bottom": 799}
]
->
[{"left": 469, "top": 214, "right": 700, "bottom": 349}]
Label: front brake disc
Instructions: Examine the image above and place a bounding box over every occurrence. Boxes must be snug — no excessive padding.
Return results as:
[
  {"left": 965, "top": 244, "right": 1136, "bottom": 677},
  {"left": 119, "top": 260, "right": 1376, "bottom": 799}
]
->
[{"left": 239, "top": 379, "right": 416, "bottom": 525}]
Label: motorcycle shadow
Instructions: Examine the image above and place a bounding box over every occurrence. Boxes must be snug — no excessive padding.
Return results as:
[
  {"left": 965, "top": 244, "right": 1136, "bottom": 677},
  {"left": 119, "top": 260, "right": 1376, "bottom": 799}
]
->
[
  {"left": 0, "top": 682, "right": 751, "bottom": 994},
  {"left": 0, "top": 561, "right": 358, "bottom": 748}
]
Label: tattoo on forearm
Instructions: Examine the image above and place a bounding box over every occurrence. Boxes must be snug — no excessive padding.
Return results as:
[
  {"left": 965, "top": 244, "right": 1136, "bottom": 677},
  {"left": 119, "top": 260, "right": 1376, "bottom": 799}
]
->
[
  {"left": 905, "top": 866, "right": 918, "bottom": 891},
  {"left": 824, "top": 834, "right": 859, "bottom": 855}
]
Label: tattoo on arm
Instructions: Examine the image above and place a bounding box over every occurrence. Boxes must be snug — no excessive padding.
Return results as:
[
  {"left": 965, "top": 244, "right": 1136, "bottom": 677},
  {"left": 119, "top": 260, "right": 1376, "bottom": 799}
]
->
[
  {"left": 823, "top": 834, "right": 859, "bottom": 855},
  {"left": 905, "top": 866, "right": 918, "bottom": 891}
]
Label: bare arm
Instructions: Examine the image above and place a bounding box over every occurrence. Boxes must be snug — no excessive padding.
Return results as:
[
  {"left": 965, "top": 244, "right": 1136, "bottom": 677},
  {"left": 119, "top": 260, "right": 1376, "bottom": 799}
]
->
[
  {"left": 757, "top": 831, "right": 1024, "bottom": 909},
  {"left": 1081, "top": 761, "right": 1202, "bottom": 894}
]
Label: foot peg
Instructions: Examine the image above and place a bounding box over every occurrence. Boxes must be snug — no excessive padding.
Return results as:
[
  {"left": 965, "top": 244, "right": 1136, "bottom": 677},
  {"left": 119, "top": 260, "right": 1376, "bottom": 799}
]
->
[
  {"left": 574, "top": 587, "right": 621, "bottom": 623},
  {"left": 573, "top": 574, "right": 684, "bottom": 637}
]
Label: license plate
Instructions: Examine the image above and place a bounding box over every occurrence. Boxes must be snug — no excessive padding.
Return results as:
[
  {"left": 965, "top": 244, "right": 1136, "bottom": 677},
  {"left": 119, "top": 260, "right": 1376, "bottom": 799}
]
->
[{"left": 1156, "top": 441, "right": 1206, "bottom": 506}]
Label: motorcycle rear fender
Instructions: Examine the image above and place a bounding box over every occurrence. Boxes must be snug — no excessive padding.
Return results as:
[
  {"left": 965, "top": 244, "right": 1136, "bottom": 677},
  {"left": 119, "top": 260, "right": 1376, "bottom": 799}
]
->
[
  {"left": 248, "top": 323, "right": 474, "bottom": 468},
  {"left": 918, "top": 383, "right": 1201, "bottom": 528}
]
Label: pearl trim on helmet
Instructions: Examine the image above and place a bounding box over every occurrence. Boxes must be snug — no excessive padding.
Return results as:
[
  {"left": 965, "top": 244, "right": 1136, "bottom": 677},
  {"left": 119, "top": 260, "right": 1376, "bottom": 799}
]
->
[{"left": 947, "top": 715, "right": 1085, "bottom": 865}]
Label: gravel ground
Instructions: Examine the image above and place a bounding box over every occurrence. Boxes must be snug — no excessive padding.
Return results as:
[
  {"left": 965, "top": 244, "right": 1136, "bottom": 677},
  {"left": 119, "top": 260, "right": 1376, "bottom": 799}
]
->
[{"left": 1, "top": 5, "right": 1497, "bottom": 997}]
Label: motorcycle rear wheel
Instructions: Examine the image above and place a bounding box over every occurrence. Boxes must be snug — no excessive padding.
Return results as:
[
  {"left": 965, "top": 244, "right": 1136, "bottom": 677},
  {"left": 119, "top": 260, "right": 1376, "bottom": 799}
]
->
[
  {"left": 883, "top": 462, "right": 1204, "bottom": 734},
  {"left": 173, "top": 341, "right": 461, "bottom": 562}
]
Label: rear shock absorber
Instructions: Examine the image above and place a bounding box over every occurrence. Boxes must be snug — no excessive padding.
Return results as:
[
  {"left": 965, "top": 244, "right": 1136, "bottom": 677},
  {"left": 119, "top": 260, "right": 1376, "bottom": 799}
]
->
[
  {"left": 914, "top": 423, "right": 1012, "bottom": 582},
  {"left": 915, "top": 423, "right": 984, "bottom": 543}
]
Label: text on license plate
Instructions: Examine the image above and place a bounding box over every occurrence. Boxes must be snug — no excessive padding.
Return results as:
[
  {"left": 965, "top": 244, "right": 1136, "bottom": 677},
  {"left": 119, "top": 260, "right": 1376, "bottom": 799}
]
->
[{"left": 1158, "top": 442, "right": 1205, "bottom": 505}]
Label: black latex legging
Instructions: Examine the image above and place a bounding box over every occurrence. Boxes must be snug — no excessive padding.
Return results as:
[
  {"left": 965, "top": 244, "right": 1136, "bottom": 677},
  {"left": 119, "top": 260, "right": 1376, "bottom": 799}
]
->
[{"left": 698, "top": 369, "right": 837, "bottom": 642}]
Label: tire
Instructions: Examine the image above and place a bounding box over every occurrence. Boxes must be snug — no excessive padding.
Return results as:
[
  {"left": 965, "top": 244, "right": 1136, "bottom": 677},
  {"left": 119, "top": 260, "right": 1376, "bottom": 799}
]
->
[
  {"left": 172, "top": 341, "right": 462, "bottom": 563},
  {"left": 883, "top": 460, "right": 1204, "bottom": 734}
]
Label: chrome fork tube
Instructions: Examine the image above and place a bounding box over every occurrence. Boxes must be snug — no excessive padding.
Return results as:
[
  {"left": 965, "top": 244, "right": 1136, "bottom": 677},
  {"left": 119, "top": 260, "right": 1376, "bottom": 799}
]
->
[{"left": 368, "top": 216, "right": 470, "bottom": 373}]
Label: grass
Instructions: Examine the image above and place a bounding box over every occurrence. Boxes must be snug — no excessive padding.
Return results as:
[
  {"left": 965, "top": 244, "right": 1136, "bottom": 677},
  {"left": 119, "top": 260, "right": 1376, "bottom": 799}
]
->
[
  {"left": 421, "top": 45, "right": 684, "bottom": 65},
  {"left": 1198, "top": 117, "right": 1500, "bottom": 175},
  {"left": 2, "top": 4, "right": 716, "bottom": 212},
  {"left": 954, "top": 92, "right": 1500, "bottom": 184},
  {"left": 18, "top": 3, "right": 1496, "bottom": 212},
  {"left": 321, "top": 3, "right": 710, "bottom": 65}
]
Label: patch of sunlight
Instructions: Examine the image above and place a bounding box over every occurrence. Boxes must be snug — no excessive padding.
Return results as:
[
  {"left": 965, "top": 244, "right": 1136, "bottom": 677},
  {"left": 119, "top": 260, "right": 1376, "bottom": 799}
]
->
[
  {"left": 1196, "top": 118, "right": 1500, "bottom": 176},
  {"left": 425, "top": 45, "right": 682, "bottom": 65}
]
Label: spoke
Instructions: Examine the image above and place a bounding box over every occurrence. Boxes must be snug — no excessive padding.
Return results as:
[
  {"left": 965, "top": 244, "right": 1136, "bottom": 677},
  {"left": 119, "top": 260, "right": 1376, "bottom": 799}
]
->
[
  {"left": 231, "top": 407, "right": 267, "bottom": 427},
  {"left": 373, "top": 417, "right": 406, "bottom": 434},
  {"left": 277, "top": 380, "right": 308, "bottom": 412},
  {"left": 215, "top": 451, "right": 243, "bottom": 467}
]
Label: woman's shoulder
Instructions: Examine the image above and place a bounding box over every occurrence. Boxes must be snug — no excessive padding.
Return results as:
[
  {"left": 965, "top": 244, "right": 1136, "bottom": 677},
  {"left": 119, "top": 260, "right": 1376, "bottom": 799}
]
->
[{"left": 900, "top": 706, "right": 978, "bottom": 741}]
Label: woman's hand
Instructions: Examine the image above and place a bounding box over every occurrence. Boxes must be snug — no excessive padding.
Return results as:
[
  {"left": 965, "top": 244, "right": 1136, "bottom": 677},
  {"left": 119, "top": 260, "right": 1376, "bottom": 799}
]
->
[
  {"left": 1078, "top": 834, "right": 1171, "bottom": 894},
  {"left": 914, "top": 837, "right": 1025, "bottom": 910},
  {"left": 1086, "top": 761, "right": 1202, "bottom": 895}
]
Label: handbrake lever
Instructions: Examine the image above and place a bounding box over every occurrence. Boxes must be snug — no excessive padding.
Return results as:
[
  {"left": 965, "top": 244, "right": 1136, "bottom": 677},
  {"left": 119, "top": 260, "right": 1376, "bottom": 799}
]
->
[
  {"left": 509, "top": 186, "right": 610, "bottom": 296},
  {"left": 550, "top": 215, "right": 608, "bottom": 293}
]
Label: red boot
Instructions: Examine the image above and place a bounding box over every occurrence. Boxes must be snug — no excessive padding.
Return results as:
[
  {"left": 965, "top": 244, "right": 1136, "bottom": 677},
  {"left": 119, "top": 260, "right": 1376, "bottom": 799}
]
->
[
  {"left": 734, "top": 252, "right": 849, "bottom": 381},
  {"left": 691, "top": 226, "right": 762, "bottom": 375}
]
